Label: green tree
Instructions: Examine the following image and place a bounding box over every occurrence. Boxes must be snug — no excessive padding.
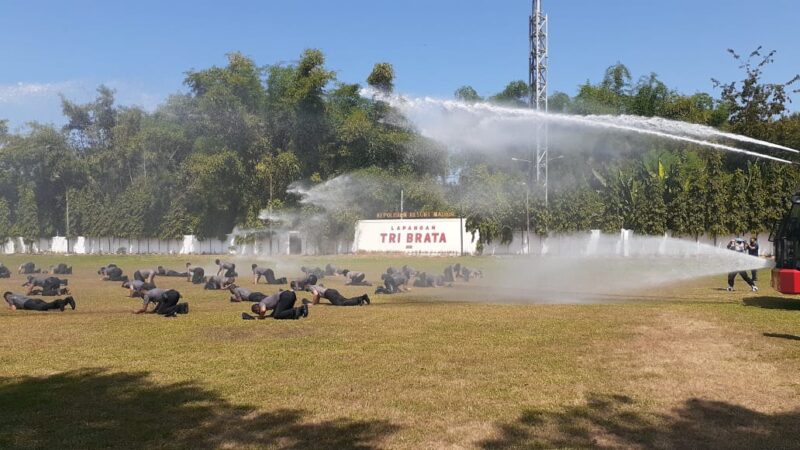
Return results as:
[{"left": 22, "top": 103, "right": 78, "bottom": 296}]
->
[
  {"left": 704, "top": 153, "right": 729, "bottom": 242},
  {"left": 14, "top": 183, "right": 40, "bottom": 246},
  {"left": 490, "top": 81, "right": 530, "bottom": 107},
  {"left": 454, "top": 86, "right": 482, "bottom": 103},
  {"left": 367, "top": 62, "right": 395, "bottom": 93}
]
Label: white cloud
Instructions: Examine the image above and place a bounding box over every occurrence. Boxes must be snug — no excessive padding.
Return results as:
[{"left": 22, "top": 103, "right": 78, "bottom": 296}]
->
[
  {"left": 0, "top": 80, "right": 168, "bottom": 129},
  {"left": 0, "top": 81, "right": 86, "bottom": 104}
]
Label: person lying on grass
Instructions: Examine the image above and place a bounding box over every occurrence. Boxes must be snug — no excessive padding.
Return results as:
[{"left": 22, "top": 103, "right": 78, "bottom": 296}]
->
[
  {"left": 186, "top": 263, "right": 205, "bottom": 284},
  {"left": 375, "top": 272, "right": 410, "bottom": 294},
  {"left": 0, "top": 263, "right": 10, "bottom": 278},
  {"left": 133, "top": 269, "right": 157, "bottom": 284},
  {"left": 204, "top": 275, "right": 235, "bottom": 290},
  {"left": 340, "top": 270, "right": 373, "bottom": 286},
  {"left": 4, "top": 291, "right": 75, "bottom": 312},
  {"left": 46, "top": 263, "right": 72, "bottom": 274},
  {"left": 227, "top": 284, "right": 268, "bottom": 303},
  {"left": 156, "top": 266, "right": 189, "bottom": 277},
  {"left": 99, "top": 264, "right": 128, "bottom": 282},
  {"left": 252, "top": 264, "right": 287, "bottom": 285},
  {"left": 242, "top": 290, "right": 308, "bottom": 320},
  {"left": 290, "top": 273, "right": 318, "bottom": 291},
  {"left": 122, "top": 280, "right": 157, "bottom": 298},
  {"left": 305, "top": 284, "right": 370, "bottom": 306},
  {"left": 23, "top": 275, "right": 68, "bottom": 296},
  {"left": 132, "top": 288, "right": 188, "bottom": 317},
  {"left": 215, "top": 259, "right": 237, "bottom": 277},
  {"left": 17, "top": 262, "right": 41, "bottom": 274}
]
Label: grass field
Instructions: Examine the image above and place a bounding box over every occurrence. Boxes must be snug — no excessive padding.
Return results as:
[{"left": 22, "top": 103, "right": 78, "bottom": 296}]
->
[{"left": 1, "top": 254, "right": 799, "bottom": 449}]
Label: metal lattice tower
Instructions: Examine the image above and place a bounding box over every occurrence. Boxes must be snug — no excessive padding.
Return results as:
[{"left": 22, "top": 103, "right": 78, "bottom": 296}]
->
[{"left": 529, "top": 0, "right": 549, "bottom": 204}]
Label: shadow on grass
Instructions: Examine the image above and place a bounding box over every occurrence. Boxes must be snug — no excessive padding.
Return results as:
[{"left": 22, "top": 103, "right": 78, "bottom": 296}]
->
[
  {"left": 479, "top": 393, "right": 800, "bottom": 450},
  {"left": 764, "top": 332, "right": 800, "bottom": 341},
  {"left": 0, "top": 368, "right": 399, "bottom": 449},
  {"left": 742, "top": 296, "right": 800, "bottom": 311}
]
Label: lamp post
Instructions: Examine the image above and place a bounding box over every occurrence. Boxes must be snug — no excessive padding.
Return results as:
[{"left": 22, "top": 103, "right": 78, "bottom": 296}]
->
[{"left": 511, "top": 157, "right": 532, "bottom": 255}]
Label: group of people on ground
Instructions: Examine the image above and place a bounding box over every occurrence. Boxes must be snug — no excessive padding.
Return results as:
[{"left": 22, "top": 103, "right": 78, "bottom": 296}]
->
[
  {"left": 3, "top": 261, "right": 75, "bottom": 312},
  {"left": 4, "top": 258, "right": 483, "bottom": 320}
]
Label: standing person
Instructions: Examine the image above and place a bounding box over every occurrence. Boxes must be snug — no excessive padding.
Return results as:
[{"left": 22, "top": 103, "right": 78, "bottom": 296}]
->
[
  {"left": 306, "top": 285, "right": 369, "bottom": 306},
  {"left": 244, "top": 290, "right": 308, "bottom": 320},
  {"left": 252, "top": 264, "right": 287, "bottom": 285},
  {"left": 748, "top": 237, "right": 760, "bottom": 283},
  {"left": 4, "top": 291, "right": 75, "bottom": 311},
  {"left": 727, "top": 238, "right": 758, "bottom": 292}
]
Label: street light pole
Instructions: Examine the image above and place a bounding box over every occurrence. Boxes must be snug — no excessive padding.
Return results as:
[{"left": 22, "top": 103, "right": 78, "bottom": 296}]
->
[
  {"left": 524, "top": 183, "right": 530, "bottom": 255},
  {"left": 512, "top": 158, "right": 533, "bottom": 255}
]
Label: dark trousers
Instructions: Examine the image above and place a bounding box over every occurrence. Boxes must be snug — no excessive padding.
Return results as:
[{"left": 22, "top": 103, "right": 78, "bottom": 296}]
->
[
  {"left": 728, "top": 271, "right": 754, "bottom": 288},
  {"left": 260, "top": 269, "right": 287, "bottom": 285},
  {"left": 154, "top": 290, "right": 182, "bottom": 315},
  {"left": 295, "top": 275, "right": 317, "bottom": 290},
  {"left": 751, "top": 270, "right": 758, "bottom": 282},
  {"left": 384, "top": 278, "right": 398, "bottom": 294},
  {"left": 323, "top": 289, "right": 361, "bottom": 306},
  {"left": 191, "top": 268, "right": 205, "bottom": 284},
  {"left": 22, "top": 298, "right": 68, "bottom": 311},
  {"left": 443, "top": 267, "right": 454, "bottom": 283},
  {"left": 350, "top": 273, "right": 366, "bottom": 284},
  {"left": 247, "top": 292, "right": 267, "bottom": 302},
  {"left": 273, "top": 291, "right": 301, "bottom": 320}
]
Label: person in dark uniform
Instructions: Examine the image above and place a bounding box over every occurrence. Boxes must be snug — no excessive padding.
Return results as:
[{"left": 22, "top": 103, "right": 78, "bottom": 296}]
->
[
  {"left": 727, "top": 238, "right": 758, "bottom": 292},
  {"left": 228, "top": 284, "right": 268, "bottom": 303},
  {"left": 341, "top": 270, "right": 372, "bottom": 286},
  {"left": 186, "top": 263, "right": 205, "bottom": 284},
  {"left": 157, "top": 266, "right": 188, "bottom": 277},
  {"left": 215, "top": 259, "right": 237, "bottom": 278},
  {"left": 748, "top": 237, "right": 760, "bottom": 283},
  {"left": 301, "top": 266, "right": 325, "bottom": 279},
  {"left": 123, "top": 280, "right": 157, "bottom": 298},
  {"left": 375, "top": 272, "right": 408, "bottom": 294},
  {"left": 290, "top": 274, "right": 318, "bottom": 291},
  {"left": 46, "top": 263, "right": 72, "bottom": 274},
  {"left": 133, "top": 269, "right": 157, "bottom": 284},
  {"left": 244, "top": 290, "right": 308, "bottom": 320},
  {"left": 204, "top": 275, "right": 235, "bottom": 290},
  {"left": 133, "top": 288, "right": 188, "bottom": 317},
  {"left": 306, "top": 285, "right": 369, "bottom": 306},
  {"left": 23, "top": 275, "right": 68, "bottom": 296},
  {"left": 4, "top": 291, "right": 75, "bottom": 311},
  {"left": 17, "top": 262, "right": 40, "bottom": 274},
  {"left": 0, "top": 263, "right": 10, "bottom": 278},
  {"left": 252, "top": 264, "right": 287, "bottom": 285},
  {"left": 100, "top": 264, "right": 128, "bottom": 282}
]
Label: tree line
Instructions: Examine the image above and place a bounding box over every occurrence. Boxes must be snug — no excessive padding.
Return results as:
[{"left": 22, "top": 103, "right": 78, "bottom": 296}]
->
[{"left": 0, "top": 47, "right": 798, "bottom": 251}]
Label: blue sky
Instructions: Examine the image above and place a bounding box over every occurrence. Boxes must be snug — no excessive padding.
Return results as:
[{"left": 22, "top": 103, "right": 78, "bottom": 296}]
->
[{"left": 1, "top": 0, "right": 798, "bottom": 128}]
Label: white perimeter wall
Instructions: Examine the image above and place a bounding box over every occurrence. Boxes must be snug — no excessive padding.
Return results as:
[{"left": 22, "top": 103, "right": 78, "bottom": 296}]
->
[{"left": 353, "top": 219, "right": 478, "bottom": 255}]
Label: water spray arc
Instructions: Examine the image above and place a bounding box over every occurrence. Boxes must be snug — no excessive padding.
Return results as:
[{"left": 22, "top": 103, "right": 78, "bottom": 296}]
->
[{"left": 529, "top": 0, "right": 549, "bottom": 204}]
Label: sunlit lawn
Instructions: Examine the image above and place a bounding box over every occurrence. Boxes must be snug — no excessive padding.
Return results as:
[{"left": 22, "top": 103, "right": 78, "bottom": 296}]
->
[{"left": 1, "top": 254, "right": 799, "bottom": 449}]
